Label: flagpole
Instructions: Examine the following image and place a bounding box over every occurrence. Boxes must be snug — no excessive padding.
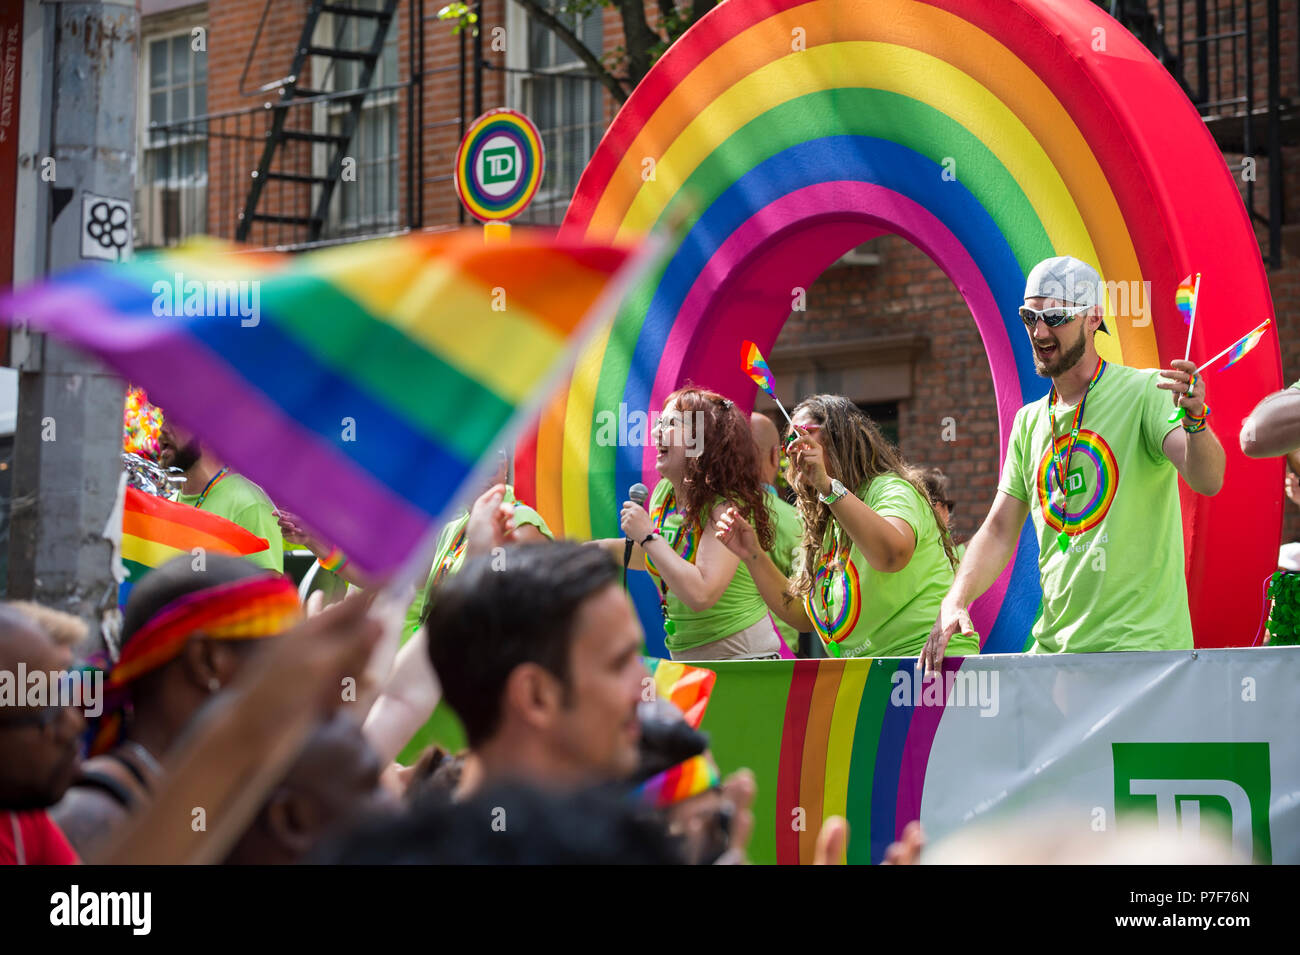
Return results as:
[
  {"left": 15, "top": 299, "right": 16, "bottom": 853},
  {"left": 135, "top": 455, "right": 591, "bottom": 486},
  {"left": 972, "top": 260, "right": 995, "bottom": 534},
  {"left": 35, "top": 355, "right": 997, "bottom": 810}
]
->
[
  {"left": 1169, "top": 272, "right": 1202, "bottom": 423},
  {"left": 771, "top": 395, "right": 794, "bottom": 430},
  {"left": 1183, "top": 272, "right": 1201, "bottom": 361}
]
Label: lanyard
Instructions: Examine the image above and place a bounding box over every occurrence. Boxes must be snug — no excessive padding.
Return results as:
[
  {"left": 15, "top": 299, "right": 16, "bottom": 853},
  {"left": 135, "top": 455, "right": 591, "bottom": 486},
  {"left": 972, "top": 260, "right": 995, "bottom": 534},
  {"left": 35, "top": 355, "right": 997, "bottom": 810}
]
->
[
  {"left": 818, "top": 522, "right": 849, "bottom": 618},
  {"left": 194, "top": 467, "right": 228, "bottom": 508},
  {"left": 430, "top": 523, "right": 468, "bottom": 589},
  {"left": 646, "top": 489, "right": 695, "bottom": 636},
  {"left": 1046, "top": 358, "right": 1105, "bottom": 549}
]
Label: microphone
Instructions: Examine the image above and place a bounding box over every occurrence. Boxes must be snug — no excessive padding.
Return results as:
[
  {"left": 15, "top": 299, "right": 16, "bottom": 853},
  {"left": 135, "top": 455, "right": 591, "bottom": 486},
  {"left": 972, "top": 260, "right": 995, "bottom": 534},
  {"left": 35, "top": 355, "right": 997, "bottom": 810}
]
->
[{"left": 624, "top": 482, "right": 650, "bottom": 590}]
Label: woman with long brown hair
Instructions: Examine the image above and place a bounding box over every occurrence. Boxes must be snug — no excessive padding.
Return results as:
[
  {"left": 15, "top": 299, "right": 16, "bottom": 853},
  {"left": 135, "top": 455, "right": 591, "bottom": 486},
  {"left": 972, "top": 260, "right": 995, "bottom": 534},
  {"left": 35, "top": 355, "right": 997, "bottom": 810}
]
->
[
  {"left": 595, "top": 386, "right": 781, "bottom": 660},
  {"left": 716, "top": 394, "right": 980, "bottom": 659}
]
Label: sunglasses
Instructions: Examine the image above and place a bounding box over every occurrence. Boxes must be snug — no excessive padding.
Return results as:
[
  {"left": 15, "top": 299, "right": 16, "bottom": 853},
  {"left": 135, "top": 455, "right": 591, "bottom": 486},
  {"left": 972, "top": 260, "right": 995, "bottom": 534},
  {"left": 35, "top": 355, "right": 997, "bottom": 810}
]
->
[
  {"left": 1018, "top": 303, "right": 1091, "bottom": 329},
  {"left": 786, "top": 423, "right": 822, "bottom": 445}
]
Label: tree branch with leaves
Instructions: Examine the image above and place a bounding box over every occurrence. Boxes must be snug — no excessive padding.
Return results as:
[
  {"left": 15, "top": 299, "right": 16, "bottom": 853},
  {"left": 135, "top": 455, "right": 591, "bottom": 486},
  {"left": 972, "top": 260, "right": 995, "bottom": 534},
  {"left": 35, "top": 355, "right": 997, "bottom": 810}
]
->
[{"left": 441, "top": 1, "right": 717, "bottom": 103}]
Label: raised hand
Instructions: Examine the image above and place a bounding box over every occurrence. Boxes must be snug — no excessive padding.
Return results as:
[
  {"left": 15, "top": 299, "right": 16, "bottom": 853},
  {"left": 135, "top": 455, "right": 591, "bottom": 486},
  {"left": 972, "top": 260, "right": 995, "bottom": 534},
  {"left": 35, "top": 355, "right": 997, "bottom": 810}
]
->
[
  {"left": 714, "top": 506, "right": 760, "bottom": 560},
  {"left": 465, "top": 484, "right": 515, "bottom": 556},
  {"left": 1157, "top": 358, "right": 1207, "bottom": 418},
  {"left": 788, "top": 433, "right": 831, "bottom": 495},
  {"left": 276, "top": 510, "right": 324, "bottom": 553},
  {"left": 882, "top": 820, "right": 925, "bottom": 865},
  {"left": 712, "top": 768, "right": 756, "bottom": 865}
]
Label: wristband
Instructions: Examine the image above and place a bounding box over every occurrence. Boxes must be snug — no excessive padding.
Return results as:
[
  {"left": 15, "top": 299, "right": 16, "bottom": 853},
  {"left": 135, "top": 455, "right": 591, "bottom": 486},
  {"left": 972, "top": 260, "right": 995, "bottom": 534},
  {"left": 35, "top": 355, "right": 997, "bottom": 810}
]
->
[
  {"left": 1183, "top": 402, "right": 1211, "bottom": 434},
  {"left": 640, "top": 533, "right": 660, "bottom": 547},
  {"left": 320, "top": 546, "right": 349, "bottom": 573}
]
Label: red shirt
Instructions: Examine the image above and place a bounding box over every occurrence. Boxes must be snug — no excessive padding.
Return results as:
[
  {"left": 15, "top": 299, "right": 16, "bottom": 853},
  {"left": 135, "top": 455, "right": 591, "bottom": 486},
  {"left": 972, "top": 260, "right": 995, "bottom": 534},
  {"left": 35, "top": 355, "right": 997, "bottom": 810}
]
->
[{"left": 0, "top": 810, "right": 80, "bottom": 865}]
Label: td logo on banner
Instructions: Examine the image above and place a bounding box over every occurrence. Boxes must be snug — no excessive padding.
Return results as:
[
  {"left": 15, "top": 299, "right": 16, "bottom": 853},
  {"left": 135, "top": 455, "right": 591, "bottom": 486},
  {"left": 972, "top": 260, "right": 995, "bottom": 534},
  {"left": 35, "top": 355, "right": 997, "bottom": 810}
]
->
[{"left": 1112, "top": 742, "right": 1272, "bottom": 863}]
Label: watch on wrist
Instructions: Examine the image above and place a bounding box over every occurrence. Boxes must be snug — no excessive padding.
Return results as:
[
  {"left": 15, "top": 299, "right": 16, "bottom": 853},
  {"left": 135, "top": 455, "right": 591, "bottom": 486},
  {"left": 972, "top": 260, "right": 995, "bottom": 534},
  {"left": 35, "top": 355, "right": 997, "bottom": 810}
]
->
[{"left": 818, "top": 478, "right": 848, "bottom": 505}]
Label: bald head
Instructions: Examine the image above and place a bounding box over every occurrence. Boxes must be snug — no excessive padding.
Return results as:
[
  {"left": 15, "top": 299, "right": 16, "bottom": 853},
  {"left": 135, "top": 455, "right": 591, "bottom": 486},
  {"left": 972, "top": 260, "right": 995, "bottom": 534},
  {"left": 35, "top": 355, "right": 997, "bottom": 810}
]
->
[
  {"left": 750, "top": 413, "right": 782, "bottom": 486},
  {"left": 0, "top": 605, "right": 55, "bottom": 675},
  {"left": 0, "top": 606, "right": 85, "bottom": 810}
]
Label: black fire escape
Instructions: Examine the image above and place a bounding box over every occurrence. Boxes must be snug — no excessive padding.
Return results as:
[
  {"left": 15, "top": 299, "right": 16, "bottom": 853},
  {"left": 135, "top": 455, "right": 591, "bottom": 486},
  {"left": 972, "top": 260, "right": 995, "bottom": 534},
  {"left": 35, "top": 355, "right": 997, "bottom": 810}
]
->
[
  {"left": 236, "top": 0, "right": 401, "bottom": 243},
  {"left": 1104, "top": 0, "right": 1297, "bottom": 268}
]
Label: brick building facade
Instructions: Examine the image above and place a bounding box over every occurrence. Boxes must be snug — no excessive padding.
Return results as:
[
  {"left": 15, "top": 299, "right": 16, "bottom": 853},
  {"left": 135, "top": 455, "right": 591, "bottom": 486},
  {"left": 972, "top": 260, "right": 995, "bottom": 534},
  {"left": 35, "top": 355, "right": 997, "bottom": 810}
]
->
[{"left": 138, "top": 0, "right": 1300, "bottom": 547}]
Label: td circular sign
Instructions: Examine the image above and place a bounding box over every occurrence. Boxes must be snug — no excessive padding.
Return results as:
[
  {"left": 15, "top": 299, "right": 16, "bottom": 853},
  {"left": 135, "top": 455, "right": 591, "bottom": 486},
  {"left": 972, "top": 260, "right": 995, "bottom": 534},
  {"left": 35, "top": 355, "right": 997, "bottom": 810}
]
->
[{"left": 454, "top": 109, "right": 545, "bottom": 222}]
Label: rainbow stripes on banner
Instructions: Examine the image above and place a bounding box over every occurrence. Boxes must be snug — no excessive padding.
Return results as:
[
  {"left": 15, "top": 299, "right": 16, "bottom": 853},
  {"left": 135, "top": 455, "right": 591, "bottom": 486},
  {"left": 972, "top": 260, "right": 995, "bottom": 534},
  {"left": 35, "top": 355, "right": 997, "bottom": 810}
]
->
[
  {"left": 1221, "top": 319, "right": 1271, "bottom": 369},
  {"left": 644, "top": 657, "right": 716, "bottom": 728},
  {"left": 741, "top": 340, "right": 776, "bottom": 397},
  {"left": 1, "top": 233, "right": 645, "bottom": 578},
  {"left": 120, "top": 487, "right": 269, "bottom": 607},
  {"left": 698, "top": 658, "right": 962, "bottom": 865},
  {"left": 1175, "top": 274, "right": 1198, "bottom": 324}
]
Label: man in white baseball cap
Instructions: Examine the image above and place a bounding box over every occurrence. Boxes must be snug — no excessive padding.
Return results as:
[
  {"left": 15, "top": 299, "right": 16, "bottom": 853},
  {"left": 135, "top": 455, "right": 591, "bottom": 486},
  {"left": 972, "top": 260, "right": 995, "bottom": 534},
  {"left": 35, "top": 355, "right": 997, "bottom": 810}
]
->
[{"left": 921, "top": 255, "right": 1226, "bottom": 667}]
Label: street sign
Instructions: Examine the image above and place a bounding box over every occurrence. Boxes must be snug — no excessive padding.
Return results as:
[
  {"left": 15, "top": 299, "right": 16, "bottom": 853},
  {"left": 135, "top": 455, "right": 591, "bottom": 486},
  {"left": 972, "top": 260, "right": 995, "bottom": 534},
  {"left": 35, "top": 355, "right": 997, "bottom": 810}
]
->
[{"left": 453, "top": 108, "right": 544, "bottom": 222}]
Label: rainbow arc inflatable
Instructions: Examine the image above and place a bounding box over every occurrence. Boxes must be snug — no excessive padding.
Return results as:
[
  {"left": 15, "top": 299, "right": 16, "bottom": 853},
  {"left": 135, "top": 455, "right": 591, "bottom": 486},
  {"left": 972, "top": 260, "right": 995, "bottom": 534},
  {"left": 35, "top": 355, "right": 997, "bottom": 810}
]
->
[{"left": 515, "top": 0, "right": 1279, "bottom": 648}]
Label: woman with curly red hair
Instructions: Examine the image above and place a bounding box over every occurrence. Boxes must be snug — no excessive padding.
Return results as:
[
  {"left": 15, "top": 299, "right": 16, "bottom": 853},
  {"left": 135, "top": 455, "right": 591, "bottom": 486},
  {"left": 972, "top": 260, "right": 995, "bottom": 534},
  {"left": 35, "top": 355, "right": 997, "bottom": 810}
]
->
[
  {"left": 595, "top": 386, "right": 781, "bottom": 660},
  {"left": 716, "top": 394, "right": 981, "bottom": 660}
]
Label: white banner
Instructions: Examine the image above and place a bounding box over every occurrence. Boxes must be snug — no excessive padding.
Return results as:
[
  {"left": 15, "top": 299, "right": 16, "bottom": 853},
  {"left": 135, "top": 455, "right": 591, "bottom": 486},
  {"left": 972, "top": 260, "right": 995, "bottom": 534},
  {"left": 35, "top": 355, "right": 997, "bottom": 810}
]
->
[{"left": 921, "top": 647, "right": 1299, "bottom": 863}]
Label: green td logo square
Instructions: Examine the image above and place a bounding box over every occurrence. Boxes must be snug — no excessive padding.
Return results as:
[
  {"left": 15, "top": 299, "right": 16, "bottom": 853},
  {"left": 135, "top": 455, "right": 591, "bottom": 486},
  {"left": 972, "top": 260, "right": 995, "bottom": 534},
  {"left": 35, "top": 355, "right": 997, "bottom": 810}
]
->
[
  {"left": 481, "top": 146, "right": 518, "bottom": 185},
  {"left": 1113, "top": 742, "right": 1271, "bottom": 863}
]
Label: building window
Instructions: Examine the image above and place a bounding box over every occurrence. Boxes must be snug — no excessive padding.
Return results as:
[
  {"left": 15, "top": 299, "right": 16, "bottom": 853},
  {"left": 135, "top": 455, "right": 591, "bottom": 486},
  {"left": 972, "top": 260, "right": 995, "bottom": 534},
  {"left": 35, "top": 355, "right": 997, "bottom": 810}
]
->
[
  {"left": 857, "top": 401, "right": 900, "bottom": 448},
  {"left": 508, "top": 3, "right": 605, "bottom": 222},
  {"left": 138, "top": 27, "right": 208, "bottom": 247},
  {"left": 320, "top": 0, "right": 400, "bottom": 235}
]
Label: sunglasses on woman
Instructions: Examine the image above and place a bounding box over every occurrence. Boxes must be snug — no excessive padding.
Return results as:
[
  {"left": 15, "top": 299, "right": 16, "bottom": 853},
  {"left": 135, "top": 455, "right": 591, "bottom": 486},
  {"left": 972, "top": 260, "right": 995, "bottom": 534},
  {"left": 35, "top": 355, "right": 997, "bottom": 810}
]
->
[
  {"left": 785, "top": 423, "right": 822, "bottom": 445},
  {"left": 1018, "top": 303, "right": 1091, "bottom": 329}
]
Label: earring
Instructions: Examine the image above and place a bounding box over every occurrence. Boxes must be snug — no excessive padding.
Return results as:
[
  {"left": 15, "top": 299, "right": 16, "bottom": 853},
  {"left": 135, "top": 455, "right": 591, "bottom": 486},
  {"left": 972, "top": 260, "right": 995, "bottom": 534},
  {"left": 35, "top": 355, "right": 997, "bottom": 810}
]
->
[{"left": 207, "top": 677, "right": 220, "bottom": 693}]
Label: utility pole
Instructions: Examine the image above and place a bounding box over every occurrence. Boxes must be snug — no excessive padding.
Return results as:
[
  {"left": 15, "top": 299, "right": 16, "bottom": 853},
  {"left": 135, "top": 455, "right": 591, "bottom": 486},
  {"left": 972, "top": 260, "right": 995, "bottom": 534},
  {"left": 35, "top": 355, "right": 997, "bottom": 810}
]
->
[{"left": 7, "top": 0, "right": 137, "bottom": 625}]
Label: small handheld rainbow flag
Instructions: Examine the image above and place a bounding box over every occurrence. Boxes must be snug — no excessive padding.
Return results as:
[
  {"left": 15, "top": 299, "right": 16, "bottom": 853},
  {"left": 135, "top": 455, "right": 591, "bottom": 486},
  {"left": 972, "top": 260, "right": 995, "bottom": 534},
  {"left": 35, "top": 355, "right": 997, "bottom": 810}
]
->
[
  {"left": 1169, "top": 272, "right": 1204, "bottom": 422},
  {"left": 644, "top": 657, "right": 716, "bottom": 729},
  {"left": 1175, "top": 274, "right": 1199, "bottom": 325},
  {"left": 1198, "top": 318, "right": 1271, "bottom": 373},
  {"left": 741, "top": 340, "right": 793, "bottom": 428},
  {"left": 119, "top": 487, "right": 269, "bottom": 607}
]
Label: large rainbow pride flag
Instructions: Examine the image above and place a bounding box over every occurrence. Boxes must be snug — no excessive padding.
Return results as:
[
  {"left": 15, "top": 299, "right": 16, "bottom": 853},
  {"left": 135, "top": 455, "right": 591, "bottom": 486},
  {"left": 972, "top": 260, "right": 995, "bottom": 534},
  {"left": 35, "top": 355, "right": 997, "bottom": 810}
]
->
[
  {"left": 119, "top": 487, "right": 269, "bottom": 607},
  {"left": 1, "top": 232, "right": 648, "bottom": 579}
]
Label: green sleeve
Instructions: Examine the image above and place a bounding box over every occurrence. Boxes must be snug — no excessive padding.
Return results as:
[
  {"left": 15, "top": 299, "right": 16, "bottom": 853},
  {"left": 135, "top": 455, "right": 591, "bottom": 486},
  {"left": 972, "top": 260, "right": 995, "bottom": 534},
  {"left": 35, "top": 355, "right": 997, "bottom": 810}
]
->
[
  {"left": 230, "top": 500, "right": 284, "bottom": 574},
  {"left": 869, "top": 476, "right": 931, "bottom": 546},
  {"left": 401, "top": 520, "right": 460, "bottom": 644},
  {"left": 1140, "top": 369, "right": 1181, "bottom": 464},
  {"left": 997, "top": 407, "right": 1031, "bottom": 503},
  {"left": 510, "top": 504, "right": 554, "bottom": 540}
]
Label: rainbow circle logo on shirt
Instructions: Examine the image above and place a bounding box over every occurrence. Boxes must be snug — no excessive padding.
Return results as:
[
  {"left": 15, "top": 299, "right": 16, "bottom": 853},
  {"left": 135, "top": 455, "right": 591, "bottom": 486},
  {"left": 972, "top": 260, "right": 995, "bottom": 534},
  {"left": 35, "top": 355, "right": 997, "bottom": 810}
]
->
[
  {"left": 1035, "top": 429, "right": 1119, "bottom": 536},
  {"left": 807, "top": 551, "right": 861, "bottom": 645},
  {"left": 644, "top": 507, "right": 699, "bottom": 584},
  {"left": 454, "top": 109, "right": 545, "bottom": 222}
]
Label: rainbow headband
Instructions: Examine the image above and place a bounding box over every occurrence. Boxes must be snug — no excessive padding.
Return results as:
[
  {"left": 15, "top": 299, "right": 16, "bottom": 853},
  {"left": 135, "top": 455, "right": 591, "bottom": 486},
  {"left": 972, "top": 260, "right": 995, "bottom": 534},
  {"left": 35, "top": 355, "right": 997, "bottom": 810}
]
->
[
  {"left": 110, "top": 575, "right": 302, "bottom": 687},
  {"left": 636, "top": 753, "right": 721, "bottom": 809}
]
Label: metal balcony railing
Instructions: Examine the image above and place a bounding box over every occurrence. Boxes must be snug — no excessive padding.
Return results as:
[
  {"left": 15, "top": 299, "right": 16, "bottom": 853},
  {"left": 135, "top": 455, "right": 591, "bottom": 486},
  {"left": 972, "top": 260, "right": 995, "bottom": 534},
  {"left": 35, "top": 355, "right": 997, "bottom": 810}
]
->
[{"left": 1105, "top": 0, "right": 1298, "bottom": 268}]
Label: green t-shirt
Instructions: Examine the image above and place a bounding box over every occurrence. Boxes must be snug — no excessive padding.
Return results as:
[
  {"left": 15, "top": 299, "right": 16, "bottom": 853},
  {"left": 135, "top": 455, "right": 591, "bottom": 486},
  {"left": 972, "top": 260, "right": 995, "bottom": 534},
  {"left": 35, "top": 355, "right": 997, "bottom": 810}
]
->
[
  {"left": 998, "top": 362, "right": 1192, "bottom": 652},
  {"left": 177, "top": 471, "right": 284, "bottom": 574},
  {"left": 401, "top": 486, "right": 553, "bottom": 642},
  {"left": 803, "top": 474, "right": 973, "bottom": 658},
  {"left": 764, "top": 486, "right": 804, "bottom": 653},
  {"left": 646, "top": 479, "right": 770, "bottom": 652}
]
